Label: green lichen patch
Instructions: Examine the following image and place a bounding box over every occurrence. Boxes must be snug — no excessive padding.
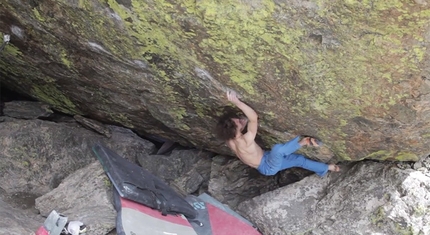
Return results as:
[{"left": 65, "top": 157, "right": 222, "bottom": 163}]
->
[
  {"left": 394, "top": 151, "right": 419, "bottom": 162},
  {"left": 366, "top": 150, "right": 394, "bottom": 161},
  {"left": 195, "top": 0, "right": 300, "bottom": 95},
  {"left": 364, "top": 150, "right": 419, "bottom": 162},
  {"left": 413, "top": 206, "right": 426, "bottom": 217},
  {"left": 170, "top": 106, "right": 188, "bottom": 120},
  {"left": 60, "top": 49, "right": 72, "bottom": 69},
  {"left": 395, "top": 223, "right": 414, "bottom": 235},
  {"left": 32, "top": 8, "right": 46, "bottom": 22},
  {"left": 103, "top": 176, "right": 112, "bottom": 188},
  {"left": 108, "top": 113, "right": 135, "bottom": 128},
  {"left": 0, "top": 42, "right": 24, "bottom": 60},
  {"left": 31, "top": 85, "right": 81, "bottom": 115},
  {"left": 371, "top": 206, "right": 386, "bottom": 227}
]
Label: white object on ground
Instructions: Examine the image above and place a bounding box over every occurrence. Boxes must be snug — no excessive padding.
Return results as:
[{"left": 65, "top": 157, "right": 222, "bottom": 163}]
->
[
  {"left": 66, "top": 221, "right": 84, "bottom": 235},
  {"left": 3, "top": 34, "right": 10, "bottom": 43}
]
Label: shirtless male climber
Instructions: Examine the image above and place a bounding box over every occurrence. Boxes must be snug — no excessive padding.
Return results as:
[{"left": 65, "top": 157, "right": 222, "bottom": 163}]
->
[{"left": 215, "top": 90, "right": 340, "bottom": 176}]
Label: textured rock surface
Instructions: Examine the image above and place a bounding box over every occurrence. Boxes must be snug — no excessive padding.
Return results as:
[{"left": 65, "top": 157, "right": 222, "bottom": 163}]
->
[
  {"left": 105, "top": 124, "right": 157, "bottom": 162},
  {"left": 3, "top": 100, "right": 53, "bottom": 119},
  {"left": 137, "top": 149, "right": 213, "bottom": 193},
  {"left": 0, "top": 197, "right": 43, "bottom": 235},
  {"left": 74, "top": 114, "right": 112, "bottom": 138},
  {"left": 0, "top": 118, "right": 155, "bottom": 196},
  {"left": 35, "top": 161, "right": 116, "bottom": 235},
  {"left": 208, "top": 155, "right": 280, "bottom": 209},
  {"left": 238, "top": 161, "right": 430, "bottom": 235},
  {"left": 1, "top": 0, "right": 430, "bottom": 161}
]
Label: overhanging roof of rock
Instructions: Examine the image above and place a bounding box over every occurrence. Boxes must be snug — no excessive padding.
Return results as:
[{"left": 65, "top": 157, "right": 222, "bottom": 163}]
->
[{"left": 1, "top": 0, "right": 429, "bottom": 161}]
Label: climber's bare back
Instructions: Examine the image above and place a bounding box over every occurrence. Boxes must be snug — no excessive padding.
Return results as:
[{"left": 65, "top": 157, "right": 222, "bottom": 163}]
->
[{"left": 227, "top": 136, "right": 264, "bottom": 168}]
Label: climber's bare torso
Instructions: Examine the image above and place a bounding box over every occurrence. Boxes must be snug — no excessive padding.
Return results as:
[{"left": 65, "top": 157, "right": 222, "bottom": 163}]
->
[{"left": 227, "top": 133, "right": 264, "bottom": 168}]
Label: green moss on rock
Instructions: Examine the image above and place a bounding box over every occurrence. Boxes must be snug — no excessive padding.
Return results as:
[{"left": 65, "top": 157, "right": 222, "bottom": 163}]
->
[
  {"left": 371, "top": 206, "right": 386, "bottom": 226},
  {"left": 365, "top": 150, "right": 419, "bottom": 162},
  {"left": 31, "top": 85, "right": 80, "bottom": 115},
  {"left": 108, "top": 113, "right": 135, "bottom": 128},
  {"left": 394, "top": 152, "right": 419, "bottom": 162}
]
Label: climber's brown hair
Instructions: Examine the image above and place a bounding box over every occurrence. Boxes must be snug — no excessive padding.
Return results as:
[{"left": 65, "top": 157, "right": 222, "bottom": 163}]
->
[{"left": 215, "top": 112, "right": 239, "bottom": 141}]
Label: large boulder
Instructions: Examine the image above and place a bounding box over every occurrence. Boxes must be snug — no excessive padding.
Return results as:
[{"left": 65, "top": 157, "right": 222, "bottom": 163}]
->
[
  {"left": 35, "top": 161, "right": 116, "bottom": 235},
  {"left": 1, "top": 0, "right": 430, "bottom": 161},
  {"left": 137, "top": 149, "right": 213, "bottom": 194},
  {"left": 238, "top": 161, "right": 430, "bottom": 235},
  {"left": 0, "top": 118, "right": 155, "bottom": 196},
  {"left": 0, "top": 196, "right": 43, "bottom": 235}
]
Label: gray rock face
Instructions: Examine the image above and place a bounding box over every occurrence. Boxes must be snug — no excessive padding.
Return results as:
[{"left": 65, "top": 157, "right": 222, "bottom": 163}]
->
[
  {"left": 1, "top": 0, "right": 430, "bottom": 161},
  {"left": 74, "top": 115, "right": 112, "bottom": 138},
  {"left": 0, "top": 118, "right": 104, "bottom": 196},
  {"left": 137, "top": 149, "right": 213, "bottom": 194},
  {"left": 238, "top": 161, "right": 430, "bottom": 235},
  {"left": 3, "top": 101, "right": 53, "bottom": 119},
  {"left": 209, "top": 156, "right": 279, "bottom": 209},
  {"left": 171, "top": 157, "right": 213, "bottom": 195},
  {"left": 0, "top": 197, "right": 43, "bottom": 235},
  {"left": 105, "top": 125, "right": 156, "bottom": 163},
  {"left": 35, "top": 161, "right": 116, "bottom": 235},
  {"left": 0, "top": 117, "right": 155, "bottom": 234},
  {"left": 171, "top": 167, "right": 206, "bottom": 195},
  {"left": 0, "top": 118, "right": 155, "bottom": 196}
]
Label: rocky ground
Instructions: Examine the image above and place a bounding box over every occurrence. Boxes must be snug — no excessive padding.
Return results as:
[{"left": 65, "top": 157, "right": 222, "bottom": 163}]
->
[
  {"left": 238, "top": 159, "right": 430, "bottom": 235},
  {"left": 0, "top": 100, "right": 298, "bottom": 234},
  {"left": 1, "top": 100, "right": 430, "bottom": 235}
]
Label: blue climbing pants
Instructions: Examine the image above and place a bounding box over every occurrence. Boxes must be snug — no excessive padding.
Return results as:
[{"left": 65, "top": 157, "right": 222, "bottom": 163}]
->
[{"left": 257, "top": 136, "right": 329, "bottom": 176}]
